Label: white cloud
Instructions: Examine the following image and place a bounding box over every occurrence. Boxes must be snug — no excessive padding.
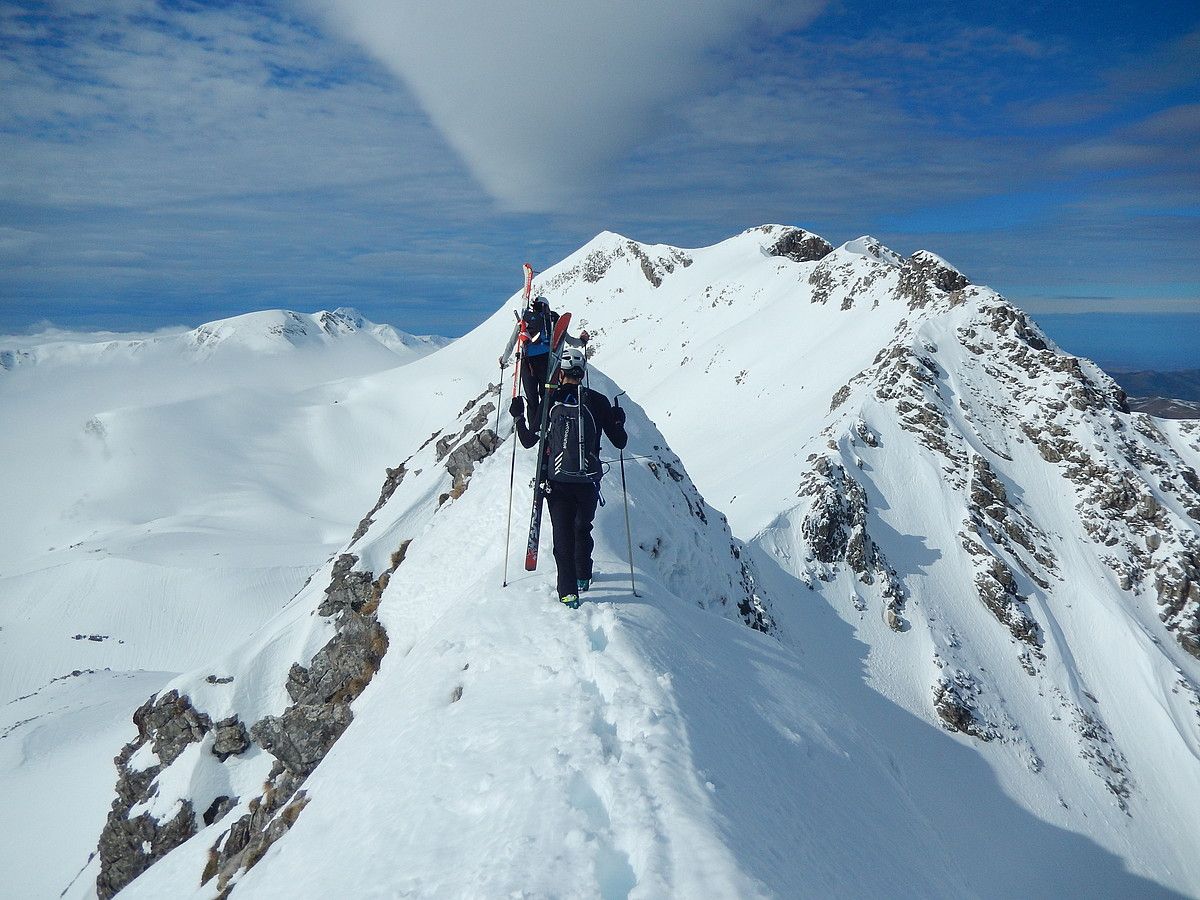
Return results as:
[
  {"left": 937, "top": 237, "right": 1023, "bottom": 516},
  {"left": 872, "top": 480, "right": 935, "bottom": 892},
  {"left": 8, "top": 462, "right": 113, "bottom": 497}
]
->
[{"left": 307, "top": 0, "right": 826, "bottom": 212}]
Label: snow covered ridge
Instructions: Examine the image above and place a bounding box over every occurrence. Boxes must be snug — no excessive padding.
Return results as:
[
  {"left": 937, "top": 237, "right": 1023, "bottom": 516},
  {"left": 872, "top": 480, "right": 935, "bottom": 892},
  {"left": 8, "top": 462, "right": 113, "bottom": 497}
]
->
[
  {"left": 0, "top": 306, "right": 449, "bottom": 369},
  {"left": 76, "top": 369, "right": 769, "bottom": 897}
]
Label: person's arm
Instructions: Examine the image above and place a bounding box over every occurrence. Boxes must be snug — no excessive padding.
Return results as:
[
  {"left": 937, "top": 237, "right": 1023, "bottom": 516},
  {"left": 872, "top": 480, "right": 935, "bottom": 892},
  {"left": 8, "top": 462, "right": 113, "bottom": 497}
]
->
[
  {"left": 546, "top": 310, "right": 590, "bottom": 349},
  {"left": 560, "top": 331, "right": 587, "bottom": 349},
  {"left": 592, "top": 392, "right": 627, "bottom": 450},
  {"left": 510, "top": 397, "right": 540, "bottom": 448},
  {"left": 499, "top": 320, "right": 520, "bottom": 367}
]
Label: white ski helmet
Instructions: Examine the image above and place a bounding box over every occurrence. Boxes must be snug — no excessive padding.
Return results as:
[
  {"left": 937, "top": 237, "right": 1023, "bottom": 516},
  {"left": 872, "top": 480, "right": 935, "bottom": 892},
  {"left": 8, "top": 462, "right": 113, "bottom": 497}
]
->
[{"left": 560, "top": 346, "right": 587, "bottom": 376}]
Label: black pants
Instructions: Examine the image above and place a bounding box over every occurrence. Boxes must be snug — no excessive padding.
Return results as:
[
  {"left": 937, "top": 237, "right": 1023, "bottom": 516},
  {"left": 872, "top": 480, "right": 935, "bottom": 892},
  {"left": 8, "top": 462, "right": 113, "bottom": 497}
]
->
[
  {"left": 547, "top": 480, "right": 598, "bottom": 598},
  {"left": 522, "top": 353, "right": 550, "bottom": 423}
]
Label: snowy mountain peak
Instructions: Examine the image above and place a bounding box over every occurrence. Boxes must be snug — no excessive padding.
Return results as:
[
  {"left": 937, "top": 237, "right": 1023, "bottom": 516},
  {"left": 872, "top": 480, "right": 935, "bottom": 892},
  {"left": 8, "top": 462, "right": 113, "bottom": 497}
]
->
[
  {"left": 837, "top": 234, "right": 905, "bottom": 266},
  {"left": 187, "top": 307, "right": 388, "bottom": 354},
  {"left": 516, "top": 225, "right": 1199, "bottom": 889}
]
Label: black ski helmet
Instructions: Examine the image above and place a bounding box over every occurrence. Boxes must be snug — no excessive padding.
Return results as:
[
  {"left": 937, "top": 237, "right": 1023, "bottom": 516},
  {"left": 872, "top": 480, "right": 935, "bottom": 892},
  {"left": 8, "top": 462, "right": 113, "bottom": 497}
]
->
[{"left": 530, "top": 295, "right": 549, "bottom": 310}]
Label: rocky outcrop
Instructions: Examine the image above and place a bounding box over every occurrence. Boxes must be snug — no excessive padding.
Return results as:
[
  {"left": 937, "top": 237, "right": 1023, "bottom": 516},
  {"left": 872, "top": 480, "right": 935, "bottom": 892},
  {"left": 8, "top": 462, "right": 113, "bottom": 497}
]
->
[
  {"left": 971, "top": 551, "right": 1041, "bottom": 648},
  {"left": 211, "top": 717, "right": 250, "bottom": 762},
  {"left": 444, "top": 429, "right": 501, "bottom": 501},
  {"left": 1156, "top": 548, "right": 1200, "bottom": 659},
  {"left": 899, "top": 251, "right": 969, "bottom": 310},
  {"left": 93, "top": 546, "right": 391, "bottom": 897},
  {"left": 96, "top": 691, "right": 214, "bottom": 898},
  {"left": 799, "top": 456, "right": 905, "bottom": 629},
  {"left": 959, "top": 454, "right": 1054, "bottom": 657},
  {"left": 966, "top": 454, "right": 1057, "bottom": 576},
  {"left": 194, "top": 383, "right": 511, "bottom": 893},
  {"left": 808, "top": 253, "right": 891, "bottom": 309},
  {"left": 540, "top": 238, "right": 692, "bottom": 292},
  {"left": 1060, "top": 693, "right": 1133, "bottom": 813},
  {"left": 206, "top": 553, "right": 388, "bottom": 892},
  {"left": 954, "top": 299, "right": 1200, "bottom": 658},
  {"left": 932, "top": 665, "right": 996, "bottom": 741},
  {"left": 202, "top": 774, "right": 310, "bottom": 893},
  {"left": 764, "top": 227, "right": 833, "bottom": 263},
  {"left": 317, "top": 553, "right": 377, "bottom": 617},
  {"left": 642, "top": 443, "right": 774, "bottom": 632},
  {"left": 251, "top": 704, "right": 354, "bottom": 777},
  {"left": 351, "top": 462, "right": 408, "bottom": 543}
]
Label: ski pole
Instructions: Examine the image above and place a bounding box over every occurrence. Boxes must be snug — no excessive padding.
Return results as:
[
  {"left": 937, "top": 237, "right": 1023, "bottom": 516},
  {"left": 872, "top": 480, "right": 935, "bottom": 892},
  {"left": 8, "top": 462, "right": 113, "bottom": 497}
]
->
[
  {"left": 614, "top": 393, "right": 639, "bottom": 597},
  {"left": 495, "top": 364, "right": 503, "bottom": 435},
  {"left": 502, "top": 340, "right": 526, "bottom": 588},
  {"left": 503, "top": 425, "right": 518, "bottom": 587}
]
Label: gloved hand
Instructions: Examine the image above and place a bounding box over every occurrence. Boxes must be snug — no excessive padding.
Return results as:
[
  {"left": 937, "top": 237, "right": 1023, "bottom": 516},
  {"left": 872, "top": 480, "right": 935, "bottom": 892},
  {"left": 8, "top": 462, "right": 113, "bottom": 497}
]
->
[
  {"left": 498, "top": 356, "right": 506, "bottom": 369},
  {"left": 610, "top": 406, "right": 626, "bottom": 427},
  {"left": 580, "top": 330, "right": 590, "bottom": 344},
  {"left": 509, "top": 397, "right": 524, "bottom": 419}
]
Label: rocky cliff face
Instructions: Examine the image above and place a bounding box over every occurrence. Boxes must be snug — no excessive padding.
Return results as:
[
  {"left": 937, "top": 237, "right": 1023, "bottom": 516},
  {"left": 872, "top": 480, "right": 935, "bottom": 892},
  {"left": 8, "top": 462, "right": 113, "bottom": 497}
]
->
[{"left": 745, "top": 233, "right": 1200, "bottom": 821}]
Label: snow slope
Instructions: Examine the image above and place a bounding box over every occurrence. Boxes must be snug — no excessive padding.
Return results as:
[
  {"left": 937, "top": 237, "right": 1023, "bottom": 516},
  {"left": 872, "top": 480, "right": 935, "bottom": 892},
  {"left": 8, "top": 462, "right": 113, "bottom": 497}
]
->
[
  {"left": 0, "top": 306, "right": 449, "bottom": 701},
  {"left": 5, "top": 227, "right": 1200, "bottom": 897},
  {"left": 0, "top": 308, "right": 452, "bottom": 892}
]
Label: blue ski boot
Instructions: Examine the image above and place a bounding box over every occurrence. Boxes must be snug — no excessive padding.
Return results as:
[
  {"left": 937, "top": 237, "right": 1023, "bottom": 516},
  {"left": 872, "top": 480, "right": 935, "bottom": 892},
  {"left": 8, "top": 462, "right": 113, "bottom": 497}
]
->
[
  {"left": 577, "top": 578, "right": 590, "bottom": 593},
  {"left": 560, "top": 593, "right": 580, "bottom": 610}
]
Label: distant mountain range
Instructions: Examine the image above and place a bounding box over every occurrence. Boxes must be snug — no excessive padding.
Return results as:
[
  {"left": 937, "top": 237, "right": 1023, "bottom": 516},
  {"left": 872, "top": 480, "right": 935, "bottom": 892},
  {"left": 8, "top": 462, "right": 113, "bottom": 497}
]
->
[
  {"left": 0, "top": 307, "right": 449, "bottom": 372},
  {"left": 1105, "top": 368, "right": 1200, "bottom": 418}
]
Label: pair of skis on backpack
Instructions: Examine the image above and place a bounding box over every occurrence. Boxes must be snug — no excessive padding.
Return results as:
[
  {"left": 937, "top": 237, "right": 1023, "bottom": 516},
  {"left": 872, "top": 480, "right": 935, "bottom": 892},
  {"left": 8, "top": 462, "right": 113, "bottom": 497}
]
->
[{"left": 524, "top": 311, "right": 574, "bottom": 572}]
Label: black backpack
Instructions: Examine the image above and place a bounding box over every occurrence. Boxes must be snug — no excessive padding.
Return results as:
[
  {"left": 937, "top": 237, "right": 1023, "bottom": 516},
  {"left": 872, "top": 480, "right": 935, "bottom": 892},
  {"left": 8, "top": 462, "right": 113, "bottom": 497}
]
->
[{"left": 547, "top": 388, "right": 601, "bottom": 483}]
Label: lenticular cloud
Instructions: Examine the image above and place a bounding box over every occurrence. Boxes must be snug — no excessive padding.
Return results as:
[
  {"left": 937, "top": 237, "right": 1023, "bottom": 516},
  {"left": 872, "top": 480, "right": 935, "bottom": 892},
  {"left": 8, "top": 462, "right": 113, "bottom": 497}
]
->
[{"left": 308, "top": 0, "right": 824, "bottom": 211}]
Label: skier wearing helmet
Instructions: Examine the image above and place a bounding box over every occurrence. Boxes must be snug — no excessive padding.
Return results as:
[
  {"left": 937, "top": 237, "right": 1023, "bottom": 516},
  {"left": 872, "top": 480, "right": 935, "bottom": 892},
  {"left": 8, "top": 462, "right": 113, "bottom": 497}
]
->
[
  {"left": 510, "top": 345, "right": 626, "bottom": 608},
  {"left": 499, "top": 295, "right": 588, "bottom": 423}
]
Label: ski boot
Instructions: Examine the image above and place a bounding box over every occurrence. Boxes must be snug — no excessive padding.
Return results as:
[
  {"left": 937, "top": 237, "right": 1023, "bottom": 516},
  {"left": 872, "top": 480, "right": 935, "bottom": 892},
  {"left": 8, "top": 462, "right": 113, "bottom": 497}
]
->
[
  {"left": 559, "top": 593, "right": 580, "bottom": 610},
  {"left": 577, "top": 578, "right": 590, "bottom": 593}
]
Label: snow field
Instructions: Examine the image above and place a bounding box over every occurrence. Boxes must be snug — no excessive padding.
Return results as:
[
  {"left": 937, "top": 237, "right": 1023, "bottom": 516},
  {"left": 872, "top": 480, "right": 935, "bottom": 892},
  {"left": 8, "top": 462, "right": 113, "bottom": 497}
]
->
[{"left": 0, "top": 670, "right": 171, "bottom": 897}]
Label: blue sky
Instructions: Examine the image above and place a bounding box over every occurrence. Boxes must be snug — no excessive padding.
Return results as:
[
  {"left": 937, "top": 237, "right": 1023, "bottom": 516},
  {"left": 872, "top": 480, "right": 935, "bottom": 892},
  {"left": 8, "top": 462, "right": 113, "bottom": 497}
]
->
[{"left": 1, "top": 0, "right": 1197, "bottom": 368}]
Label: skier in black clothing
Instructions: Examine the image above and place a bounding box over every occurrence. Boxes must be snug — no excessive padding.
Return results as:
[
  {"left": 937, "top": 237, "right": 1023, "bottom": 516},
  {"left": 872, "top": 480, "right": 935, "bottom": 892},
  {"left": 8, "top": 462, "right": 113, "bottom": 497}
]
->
[
  {"left": 499, "top": 295, "right": 587, "bottom": 423},
  {"left": 510, "top": 347, "right": 627, "bottom": 608}
]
